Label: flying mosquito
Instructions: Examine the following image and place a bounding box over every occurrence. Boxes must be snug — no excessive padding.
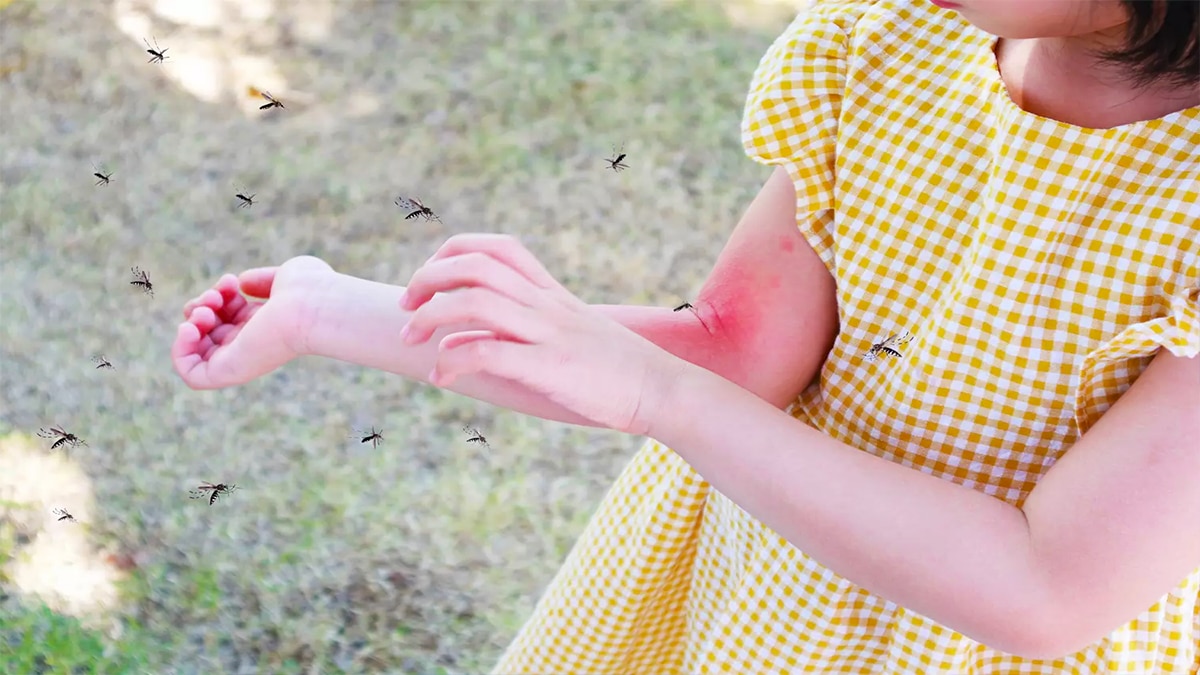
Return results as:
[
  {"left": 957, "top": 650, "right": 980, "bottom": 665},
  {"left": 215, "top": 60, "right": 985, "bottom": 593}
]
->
[
  {"left": 234, "top": 187, "right": 256, "bottom": 208},
  {"left": 92, "top": 163, "right": 113, "bottom": 186},
  {"left": 91, "top": 355, "right": 114, "bottom": 370},
  {"left": 143, "top": 37, "right": 168, "bottom": 64},
  {"left": 604, "top": 145, "right": 629, "bottom": 172},
  {"left": 37, "top": 426, "right": 87, "bottom": 452},
  {"left": 258, "top": 90, "right": 285, "bottom": 110},
  {"left": 864, "top": 331, "right": 914, "bottom": 363},
  {"left": 189, "top": 482, "right": 238, "bottom": 506},
  {"left": 463, "top": 425, "right": 490, "bottom": 449},
  {"left": 130, "top": 266, "right": 154, "bottom": 296},
  {"left": 395, "top": 196, "right": 440, "bottom": 223},
  {"left": 52, "top": 508, "right": 77, "bottom": 523},
  {"left": 350, "top": 426, "right": 384, "bottom": 449}
]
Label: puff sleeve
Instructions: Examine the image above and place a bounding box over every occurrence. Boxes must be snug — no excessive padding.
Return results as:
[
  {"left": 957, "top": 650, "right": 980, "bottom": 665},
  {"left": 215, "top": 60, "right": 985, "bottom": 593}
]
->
[
  {"left": 1073, "top": 271, "right": 1200, "bottom": 435},
  {"left": 740, "top": 1, "right": 872, "bottom": 276}
]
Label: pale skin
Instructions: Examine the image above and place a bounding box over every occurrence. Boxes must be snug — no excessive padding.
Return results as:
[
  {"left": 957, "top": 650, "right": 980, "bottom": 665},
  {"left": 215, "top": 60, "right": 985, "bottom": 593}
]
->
[
  {"left": 962, "top": 0, "right": 1200, "bottom": 127},
  {"left": 173, "top": 1, "right": 1200, "bottom": 661}
]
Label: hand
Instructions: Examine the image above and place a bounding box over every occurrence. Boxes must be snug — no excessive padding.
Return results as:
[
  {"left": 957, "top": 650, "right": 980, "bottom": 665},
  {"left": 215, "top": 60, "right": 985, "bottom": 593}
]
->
[
  {"left": 399, "top": 234, "right": 690, "bottom": 436},
  {"left": 172, "top": 255, "right": 336, "bottom": 390}
]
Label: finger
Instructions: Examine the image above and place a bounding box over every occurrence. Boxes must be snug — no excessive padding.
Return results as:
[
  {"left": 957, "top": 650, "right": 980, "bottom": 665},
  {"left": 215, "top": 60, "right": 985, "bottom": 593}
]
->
[
  {"left": 403, "top": 287, "right": 548, "bottom": 345},
  {"left": 425, "top": 234, "right": 558, "bottom": 289},
  {"left": 172, "top": 322, "right": 218, "bottom": 389},
  {"left": 172, "top": 318, "right": 261, "bottom": 390},
  {"left": 429, "top": 334, "right": 537, "bottom": 388},
  {"left": 185, "top": 306, "right": 234, "bottom": 360},
  {"left": 237, "top": 267, "right": 278, "bottom": 300},
  {"left": 215, "top": 279, "right": 252, "bottom": 322},
  {"left": 402, "top": 252, "right": 544, "bottom": 311},
  {"left": 210, "top": 319, "right": 247, "bottom": 343},
  {"left": 439, "top": 330, "right": 499, "bottom": 351},
  {"left": 183, "top": 288, "right": 221, "bottom": 319},
  {"left": 189, "top": 305, "right": 220, "bottom": 335},
  {"left": 183, "top": 275, "right": 238, "bottom": 318}
]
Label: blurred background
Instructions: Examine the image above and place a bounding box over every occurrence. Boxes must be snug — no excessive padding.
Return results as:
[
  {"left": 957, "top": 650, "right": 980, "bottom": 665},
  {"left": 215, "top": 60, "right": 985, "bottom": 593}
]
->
[{"left": 0, "top": 0, "right": 806, "bottom": 671}]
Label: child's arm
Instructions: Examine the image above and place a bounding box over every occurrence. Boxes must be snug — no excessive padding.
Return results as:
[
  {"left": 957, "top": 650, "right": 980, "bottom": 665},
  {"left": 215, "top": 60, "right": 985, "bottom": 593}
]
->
[
  {"left": 648, "top": 326, "right": 1200, "bottom": 659},
  {"left": 175, "top": 167, "right": 837, "bottom": 430},
  {"left": 305, "top": 167, "right": 837, "bottom": 424},
  {"left": 303, "top": 278, "right": 720, "bottom": 427}
]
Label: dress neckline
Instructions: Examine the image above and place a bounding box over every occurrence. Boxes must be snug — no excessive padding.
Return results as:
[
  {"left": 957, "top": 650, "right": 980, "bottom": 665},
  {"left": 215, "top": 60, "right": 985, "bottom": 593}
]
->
[{"left": 976, "top": 31, "right": 1200, "bottom": 132}]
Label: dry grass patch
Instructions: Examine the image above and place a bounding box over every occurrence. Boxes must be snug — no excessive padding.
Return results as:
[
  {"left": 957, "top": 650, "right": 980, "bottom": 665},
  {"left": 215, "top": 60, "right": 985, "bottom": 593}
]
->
[{"left": 0, "top": 0, "right": 793, "bottom": 671}]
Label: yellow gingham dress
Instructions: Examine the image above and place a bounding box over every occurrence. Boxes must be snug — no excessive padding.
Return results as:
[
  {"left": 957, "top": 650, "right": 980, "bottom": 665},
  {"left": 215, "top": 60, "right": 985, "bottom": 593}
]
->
[{"left": 492, "top": 1, "right": 1200, "bottom": 673}]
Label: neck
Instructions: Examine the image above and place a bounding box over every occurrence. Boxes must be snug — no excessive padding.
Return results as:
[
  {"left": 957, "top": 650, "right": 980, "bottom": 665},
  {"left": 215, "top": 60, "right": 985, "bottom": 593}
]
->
[{"left": 996, "top": 36, "right": 1200, "bottom": 127}]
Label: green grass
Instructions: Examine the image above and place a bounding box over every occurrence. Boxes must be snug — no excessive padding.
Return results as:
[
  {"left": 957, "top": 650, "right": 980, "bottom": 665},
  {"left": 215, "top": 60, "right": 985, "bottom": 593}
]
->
[
  {"left": 0, "top": 599, "right": 163, "bottom": 674},
  {"left": 0, "top": 0, "right": 798, "bottom": 672}
]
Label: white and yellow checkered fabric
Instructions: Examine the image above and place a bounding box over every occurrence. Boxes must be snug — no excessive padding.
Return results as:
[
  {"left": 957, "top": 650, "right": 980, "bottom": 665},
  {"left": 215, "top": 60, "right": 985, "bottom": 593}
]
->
[{"left": 492, "top": 0, "right": 1200, "bottom": 672}]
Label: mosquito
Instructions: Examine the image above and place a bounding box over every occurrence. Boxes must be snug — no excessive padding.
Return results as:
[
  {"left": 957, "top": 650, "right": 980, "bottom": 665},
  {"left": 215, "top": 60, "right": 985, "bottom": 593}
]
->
[
  {"left": 92, "top": 355, "right": 114, "bottom": 370},
  {"left": 235, "top": 189, "right": 256, "bottom": 208},
  {"left": 143, "top": 37, "right": 168, "bottom": 64},
  {"left": 130, "top": 266, "right": 154, "bottom": 296},
  {"left": 864, "top": 331, "right": 914, "bottom": 363},
  {"left": 463, "top": 425, "right": 490, "bottom": 449},
  {"left": 37, "top": 426, "right": 87, "bottom": 452},
  {"left": 189, "top": 482, "right": 238, "bottom": 506},
  {"left": 92, "top": 163, "right": 113, "bottom": 186},
  {"left": 350, "top": 426, "right": 384, "bottom": 449},
  {"left": 604, "top": 145, "right": 629, "bottom": 172},
  {"left": 672, "top": 301, "right": 710, "bottom": 332},
  {"left": 395, "top": 196, "right": 440, "bottom": 223},
  {"left": 51, "top": 508, "right": 77, "bottom": 523},
  {"left": 258, "top": 90, "right": 285, "bottom": 110}
]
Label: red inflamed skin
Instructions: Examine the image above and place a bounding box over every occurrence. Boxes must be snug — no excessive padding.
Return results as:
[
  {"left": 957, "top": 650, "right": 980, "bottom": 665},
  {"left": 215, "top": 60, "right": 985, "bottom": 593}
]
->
[{"left": 692, "top": 167, "right": 840, "bottom": 410}]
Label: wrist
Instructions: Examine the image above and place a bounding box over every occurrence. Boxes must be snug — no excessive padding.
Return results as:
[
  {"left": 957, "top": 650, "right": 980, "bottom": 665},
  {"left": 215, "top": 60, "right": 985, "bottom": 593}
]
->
[
  {"left": 292, "top": 271, "right": 347, "bottom": 358},
  {"left": 641, "top": 355, "right": 703, "bottom": 440}
]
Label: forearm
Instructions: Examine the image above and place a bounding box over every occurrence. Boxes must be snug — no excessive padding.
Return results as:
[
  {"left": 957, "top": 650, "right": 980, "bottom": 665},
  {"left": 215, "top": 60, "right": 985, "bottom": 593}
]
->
[
  {"left": 649, "top": 365, "right": 1049, "bottom": 655},
  {"left": 304, "top": 273, "right": 736, "bottom": 426}
]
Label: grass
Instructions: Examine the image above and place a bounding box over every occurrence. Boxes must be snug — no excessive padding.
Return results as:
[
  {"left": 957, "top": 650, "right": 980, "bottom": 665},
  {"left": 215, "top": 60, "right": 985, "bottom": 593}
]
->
[
  {"left": 0, "top": 0, "right": 799, "bottom": 671},
  {"left": 0, "top": 599, "right": 163, "bottom": 674}
]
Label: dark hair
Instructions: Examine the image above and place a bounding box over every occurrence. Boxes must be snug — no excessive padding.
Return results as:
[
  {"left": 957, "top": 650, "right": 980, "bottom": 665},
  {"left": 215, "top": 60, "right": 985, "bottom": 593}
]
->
[{"left": 1090, "top": 0, "right": 1199, "bottom": 92}]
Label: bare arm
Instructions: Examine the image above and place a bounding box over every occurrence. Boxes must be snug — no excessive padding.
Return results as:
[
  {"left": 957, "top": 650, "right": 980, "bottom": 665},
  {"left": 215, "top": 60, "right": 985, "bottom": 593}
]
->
[
  {"left": 305, "top": 166, "right": 838, "bottom": 424},
  {"left": 304, "top": 278, "right": 725, "bottom": 427},
  {"left": 650, "top": 344, "right": 1200, "bottom": 659}
]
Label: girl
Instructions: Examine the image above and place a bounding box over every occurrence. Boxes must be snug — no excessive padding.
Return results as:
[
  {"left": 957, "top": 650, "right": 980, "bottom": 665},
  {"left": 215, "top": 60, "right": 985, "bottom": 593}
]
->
[{"left": 173, "top": 0, "right": 1200, "bottom": 672}]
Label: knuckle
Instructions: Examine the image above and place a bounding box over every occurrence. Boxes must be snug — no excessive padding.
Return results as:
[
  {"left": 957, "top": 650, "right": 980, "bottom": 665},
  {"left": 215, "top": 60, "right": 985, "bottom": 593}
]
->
[
  {"left": 461, "top": 288, "right": 492, "bottom": 313},
  {"left": 464, "top": 337, "right": 491, "bottom": 364}
]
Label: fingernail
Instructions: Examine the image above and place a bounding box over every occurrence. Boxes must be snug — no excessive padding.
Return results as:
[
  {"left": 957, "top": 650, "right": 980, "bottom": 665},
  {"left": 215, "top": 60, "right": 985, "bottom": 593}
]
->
[
  {"left": 399, "top": 325, "right": 411, "bottom": 342},
  {"left": 398, "top": 290, "right": 409, "bottom": 307}
]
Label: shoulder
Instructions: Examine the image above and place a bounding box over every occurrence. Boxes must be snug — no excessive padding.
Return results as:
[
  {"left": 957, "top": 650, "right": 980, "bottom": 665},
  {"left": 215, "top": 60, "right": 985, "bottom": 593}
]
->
[{"left": 760, "top": 0, "right": 982, "bottom": 84}]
